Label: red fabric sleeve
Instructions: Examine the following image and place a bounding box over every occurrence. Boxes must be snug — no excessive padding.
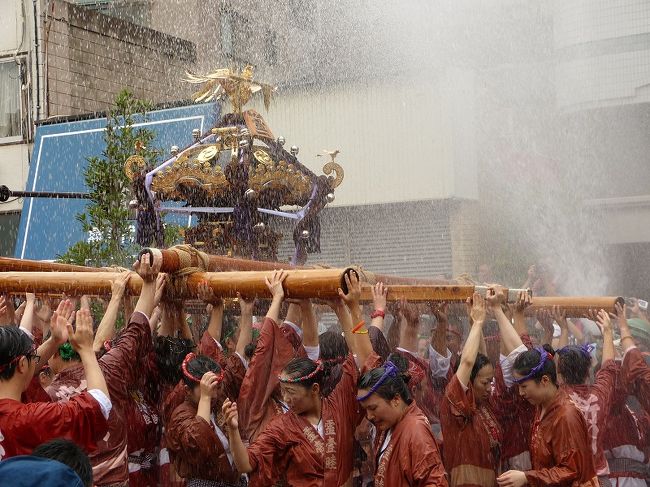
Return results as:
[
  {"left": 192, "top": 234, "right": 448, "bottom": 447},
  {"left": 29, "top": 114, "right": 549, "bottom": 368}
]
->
[
  {"left": 99, "top": 313, "right": 152, "bottom": 407},
  {"left": 591, "top": 359, "right": 617, "bottom": 416},
  {"left": 237, "top": 317, "right": 296, "bottom": 441},
  {"left": 443, "top": 374, "right": 475, "bottom": 422},
  {"left": 622, "top": 347, "right": 650, "bottom": 415},
  {"left": 12, "top": 391, "right": 108, "bottom": 453},
  {"left": 199, "top": 330, "right": 225, "bottom": 367},
  {"left": 247, "top": 415, "right": 290, "bottom": 487},
  {"left": 166, "top": 403, "right": 223, "bottom": 463}
]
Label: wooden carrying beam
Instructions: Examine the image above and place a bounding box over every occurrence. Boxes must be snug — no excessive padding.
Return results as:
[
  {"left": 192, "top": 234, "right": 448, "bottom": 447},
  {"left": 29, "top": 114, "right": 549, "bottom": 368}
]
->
[
  {"left": 0, "top": 256, "right": 103, "bottom": 273},
  {"left": 527, "top": 296, "right": 624, "bottom": 317},
  {"left": 0, "top": 268, "right": 358, "bottom": 300}
]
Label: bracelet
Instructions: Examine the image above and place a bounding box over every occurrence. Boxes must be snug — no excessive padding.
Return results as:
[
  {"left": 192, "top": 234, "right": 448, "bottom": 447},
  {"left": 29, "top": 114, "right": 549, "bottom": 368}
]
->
[
  {"left": 371, "top": 309, "right": 385, "bottom": 319},
  {"left": 620, "top": 335, "right": 635, "bottom": 342},
  {"left": 353, "top": 329, "right": 369, "bottom": 334},
  {"left": 352, "top": 320, "right": 366, "bottom": 333}
]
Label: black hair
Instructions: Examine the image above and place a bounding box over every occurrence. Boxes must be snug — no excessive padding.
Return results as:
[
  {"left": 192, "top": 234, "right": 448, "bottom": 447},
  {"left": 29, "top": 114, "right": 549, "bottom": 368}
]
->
[
  {"left": 470, "top": 353, "right": 492, "bottom": 383},
  {"left": 357, "top": 362, "right": 412, "bottom": 404},
  {"left": 452, "top": 352, "right": 492, "bottom": 383},
  {"left": 0, "top": 327, "right": 34, "bottom": 381},
  {"left": 556, "top": 346, "right": 591, "bottom": 385},
  {"left": 244, "top": 341, "right": 257, "bottom": 360},
  {"left": 153, "top": 336, "right": 196, "bottom": 385},
  {"left": 369, "top": 326, "right": 391, "bottom": 361},
  {"left": 513, "top": 345, "right": 558, "bottom": 385},
  {"left": 32, "top": 438, "right": 93, "bottom": 487},
  {"left": 183, "top": 355, "right": 221, "bottom": 388},
  {"left": 221, "top": 315, "right": 239, "bottom": 344},
  {"left": 386, "top": 353, "right": 412, "bottom": 385},
  {"left": 319, "top": 331, "right": 348, "bottom": 362},
  {"left": 282, "top": 357, "right": 323, "bottom": 389}
]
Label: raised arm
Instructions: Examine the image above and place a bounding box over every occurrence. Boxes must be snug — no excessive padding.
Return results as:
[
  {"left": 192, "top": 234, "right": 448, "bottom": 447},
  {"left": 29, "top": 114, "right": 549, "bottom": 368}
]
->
[
  {"left": 299, "top": 299, "right": 319, "bottom": 348},
  {"left": 19, "top": 293, "right": 36, "bottom": 335},
  {"left": 34, "top": 299, "right": 74, "bottom": 369},
  {"left": 457, "top": 293, "right": 487, "bottom": 387},
  {"left": 430, "top": 303, "right": 450, "bottom": 355},
  {"left": 550, "top": 306, "right": 569, "bottom": 349},
  {"left": 198, "top": 280, "right": 224, "bottom": 343},
  {"left": 133, "top": 253, "right": 158, "bottom": 318},
  {"left": 223, "top": 398, "right": 253, "bottom": 473},
  {"left": 487, "top": 286, "right": 523, "bottom": 355},
  {"left": 370, "top": 282, "right": 388, "bottom": 332},
  {"left": 338, "top": 272, "right": 373, "bottom": 366},
  {"left": 237, "top": 293, "right": 254, "bottom": 358},
  {"left": 93, "top": 273, "right": 130, "bottom": 352},
  {"left": 71, "top": 308, "right": 109, "bottom": 399},
  {"left": 265, "top": 270, "right": 288, "bottom": 322},
  {"left": 398, "top": 299, "right": 420, "bottom": 353}
]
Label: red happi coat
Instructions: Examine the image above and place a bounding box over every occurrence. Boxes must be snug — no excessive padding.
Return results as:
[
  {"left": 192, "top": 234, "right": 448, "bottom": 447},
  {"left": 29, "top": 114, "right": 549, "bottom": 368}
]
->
[
  {"left": 237, "top": 318, "right": 304, "bottom": 443},
  {"left": 124, "top": 350, "right": 162, "bottom": 487},
  {"left": 46, "top": 312, "right": 152, "bottom": 486},
  {"left": 394, "top": 348, "right": 443, "bottom": 428},
  {"left": 166, "top": 353, "right": 247, "bottom": 482},
  {"left": 525, "top": 389, "right": 598, "bottom": 487},
  {"left": 373, "top": 402, "right": 447, "bottom": 487},
  {"left": 562, "top": 359, "right": 616, "bottom": 477},
  {"left": 198, "top": 330, "right": 226, "bottom": 368},
  {"left": 440, "top": 374, "right": 502, "bottom": 487},
  {"left": 246, "top": 354, "right": 362, "bottom": 487},
  {"left": 0, "top": 392, "right": 108, "bottom": 459},
  {"left": 622, "top": 347, "right": 650, "bottom": 415},
  {"left": 491, "top": 362, "right": 534, "bottom": 470}
]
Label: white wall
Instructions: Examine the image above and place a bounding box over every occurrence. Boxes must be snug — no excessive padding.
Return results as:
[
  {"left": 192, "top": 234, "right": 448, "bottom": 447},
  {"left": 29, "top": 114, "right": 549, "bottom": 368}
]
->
[
  {"left": 0, "top": 0, "right": 21, "bottom": 55},
  {"left": 246, "top": 70, "right": 478, "bottom": 207},
  {"left": 0, "top": 143, "right": 30, "bottom": 212},
  {"left": 554, "top": 0, "right": 650, "bottom": 110}
]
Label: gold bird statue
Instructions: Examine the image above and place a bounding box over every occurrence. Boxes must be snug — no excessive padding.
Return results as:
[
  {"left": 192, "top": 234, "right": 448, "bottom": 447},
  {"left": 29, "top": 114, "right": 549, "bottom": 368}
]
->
[{"left": 184, "top": 65, "right": 277, "bottom": 113}]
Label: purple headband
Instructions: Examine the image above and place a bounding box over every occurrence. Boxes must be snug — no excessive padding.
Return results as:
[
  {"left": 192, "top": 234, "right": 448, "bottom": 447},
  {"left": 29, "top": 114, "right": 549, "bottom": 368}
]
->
[
  {"left": 513, "top": 347, "right": 554, "bottom": 384},
  {"left": 557, "top": 344, "right": 594, "bottom": 359},
  {"left": 357, "top": 361, "right": 398, "bottom": 402}
]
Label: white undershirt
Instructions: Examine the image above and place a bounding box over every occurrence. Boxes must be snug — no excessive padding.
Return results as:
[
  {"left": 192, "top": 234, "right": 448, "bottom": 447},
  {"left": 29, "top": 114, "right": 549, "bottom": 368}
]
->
[
  {"left": 210, "top": 413, "right": 233, "bottom": 466},
  {"left": 378, "top": 430, "right": 392, "bottom": 463}
]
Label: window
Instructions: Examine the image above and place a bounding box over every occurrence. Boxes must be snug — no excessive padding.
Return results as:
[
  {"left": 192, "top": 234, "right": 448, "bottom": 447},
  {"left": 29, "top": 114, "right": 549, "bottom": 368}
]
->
[
  {"left": 219, "top": 8, "right": 251, "bottom": 63},
  {"left": 0, "top": 59, "right": 22, "bottom": 141}
]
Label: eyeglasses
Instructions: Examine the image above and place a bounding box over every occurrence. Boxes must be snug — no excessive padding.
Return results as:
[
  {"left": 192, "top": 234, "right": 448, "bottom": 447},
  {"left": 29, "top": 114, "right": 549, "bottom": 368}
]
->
[{"left": 0, "top": 345, "right": 39, "bottom": 373}]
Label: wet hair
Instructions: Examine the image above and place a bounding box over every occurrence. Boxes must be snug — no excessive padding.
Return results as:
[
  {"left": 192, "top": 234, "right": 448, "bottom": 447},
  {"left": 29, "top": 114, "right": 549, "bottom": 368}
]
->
[
  {"left": 221, "top": 315, "right": 239, "bottom": 344},
  {"left": 281, "top": 357, "right": 323, "bottom": 389},
  {"left": 513, "top": 345, "right": 557, "bottom": 385},
  {"left": 181, "top": 354, "right": 221, "bottom": 388},
  {"left": 556, "top": 345, "right": 591, "bottom": 385},
  {"left": 0, "top": 327, "right": 35, "bottom": 381},
  {"left": 452, "top": 352, "right": 492, "bottom": 383},
  {"left": 153, "top": 336, "right": 196, "bottom": 385},
  {"left": 470, "top": 353, "right": 492, "bottom": 383},
  {"left": 33, "top": 438, "right": 93, "bottom": 487},
  {"left": 386, "top": 353, "right": 412, "bottom": 385},
  {"left": 357, "top": 360, "right": 412, "bottom": 404}
]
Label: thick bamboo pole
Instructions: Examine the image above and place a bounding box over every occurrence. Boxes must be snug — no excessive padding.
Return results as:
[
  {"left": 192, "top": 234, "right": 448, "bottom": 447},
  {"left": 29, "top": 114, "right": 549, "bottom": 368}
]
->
[
  {"left": 142, "top": 248, "right": 311, "bottom": 273},
  {"left": 0, "top": 268, "right": 358, "bottom": 300},
  {"left": 527, "top": 296, "right": 624, "bottom": 317},
  {"left": 0, "top": 256, "right": 103, "bottom": 273}
]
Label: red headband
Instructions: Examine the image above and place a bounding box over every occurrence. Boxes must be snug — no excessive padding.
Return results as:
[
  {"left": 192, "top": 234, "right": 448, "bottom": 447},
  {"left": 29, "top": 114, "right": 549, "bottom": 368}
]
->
[
  {"left": 279, "top": 360, "right": 324, "bottom": 384},
  {"left": 181, "top": 352, "right": 225, "bottom": 384}
]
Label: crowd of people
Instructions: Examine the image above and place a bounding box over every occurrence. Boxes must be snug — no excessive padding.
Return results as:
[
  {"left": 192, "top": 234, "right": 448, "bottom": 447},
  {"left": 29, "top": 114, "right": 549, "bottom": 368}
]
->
[{"left": 0, "top": 254, "right": 649, "bottom": 487}]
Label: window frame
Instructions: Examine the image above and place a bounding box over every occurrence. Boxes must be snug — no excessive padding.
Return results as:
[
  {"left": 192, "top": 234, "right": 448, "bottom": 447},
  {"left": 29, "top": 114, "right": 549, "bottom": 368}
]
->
[{"left": 0, "top": 56, "right": 24, "bottom": 145}]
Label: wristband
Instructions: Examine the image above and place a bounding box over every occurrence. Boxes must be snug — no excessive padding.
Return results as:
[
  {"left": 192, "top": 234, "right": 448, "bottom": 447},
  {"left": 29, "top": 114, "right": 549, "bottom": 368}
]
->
[
  {"left": 352, "top": 320, "right": 366, "bottom": 334},
  {"left": 353, "top": 329, "right": 369, "bottom": 335},
  {"left": 371, "top": 309, "right": 385, "bottom": 319}
]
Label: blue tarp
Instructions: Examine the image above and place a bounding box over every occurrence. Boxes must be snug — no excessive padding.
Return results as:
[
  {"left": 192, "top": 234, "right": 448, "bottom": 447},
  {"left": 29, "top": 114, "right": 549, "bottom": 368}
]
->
[{"left": 15, "top": 103, "right": 220, "bottom": 260}]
